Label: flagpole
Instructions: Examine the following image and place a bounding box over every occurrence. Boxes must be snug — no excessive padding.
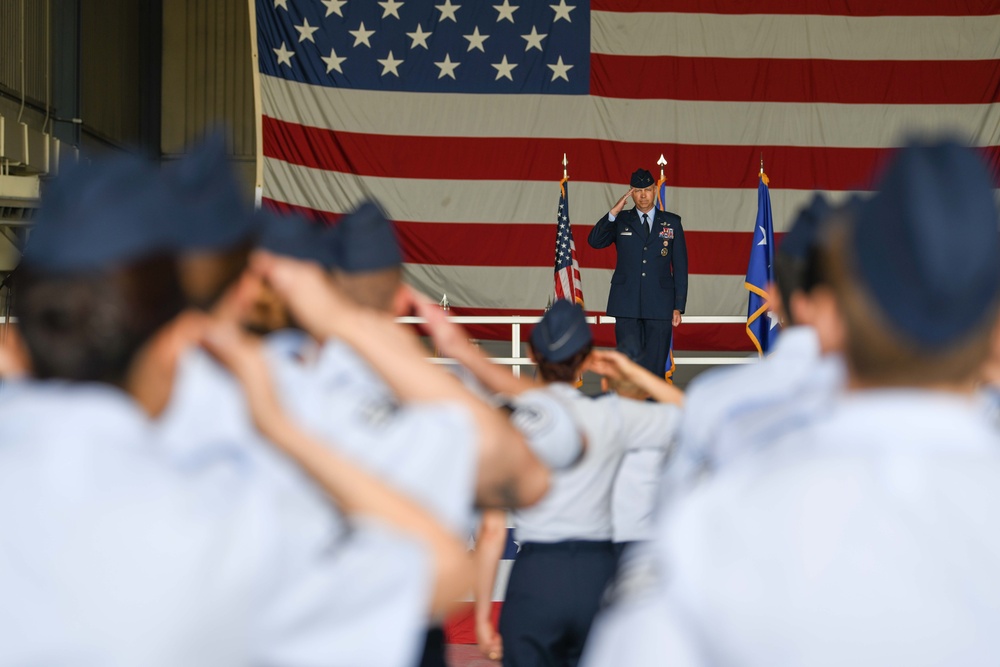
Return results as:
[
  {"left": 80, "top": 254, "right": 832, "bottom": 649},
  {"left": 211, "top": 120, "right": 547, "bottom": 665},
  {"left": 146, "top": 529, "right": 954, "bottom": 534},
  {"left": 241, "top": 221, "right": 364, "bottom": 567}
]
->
[
  {"left": 746, "top": 156, "right": 775, "bottom": 355},
  {"left": 656, "top": 154, "right": 668, "bottom": 211}
]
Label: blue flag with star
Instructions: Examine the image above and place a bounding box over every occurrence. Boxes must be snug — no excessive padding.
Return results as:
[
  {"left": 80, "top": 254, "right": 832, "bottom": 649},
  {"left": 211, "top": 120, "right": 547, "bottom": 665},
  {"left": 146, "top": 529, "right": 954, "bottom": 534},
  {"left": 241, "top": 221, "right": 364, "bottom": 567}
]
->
[{"left": 745, "top": 173, "right": 778, "bottom": 355}]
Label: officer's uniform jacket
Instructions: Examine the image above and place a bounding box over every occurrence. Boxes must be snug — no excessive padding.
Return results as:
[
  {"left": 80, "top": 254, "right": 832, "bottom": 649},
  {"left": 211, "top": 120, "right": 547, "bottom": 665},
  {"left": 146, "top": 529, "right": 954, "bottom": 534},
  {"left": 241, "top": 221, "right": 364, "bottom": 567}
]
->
[{"left": 589, "top": 207, "right": 688, "bottom": 319}]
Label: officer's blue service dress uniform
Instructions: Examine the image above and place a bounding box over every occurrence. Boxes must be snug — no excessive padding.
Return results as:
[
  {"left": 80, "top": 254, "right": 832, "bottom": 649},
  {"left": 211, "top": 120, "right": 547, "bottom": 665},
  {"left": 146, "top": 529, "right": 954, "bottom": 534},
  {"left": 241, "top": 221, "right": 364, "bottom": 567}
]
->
[{"left": 588, "top": 169, "right": 688, "bottom": 377}]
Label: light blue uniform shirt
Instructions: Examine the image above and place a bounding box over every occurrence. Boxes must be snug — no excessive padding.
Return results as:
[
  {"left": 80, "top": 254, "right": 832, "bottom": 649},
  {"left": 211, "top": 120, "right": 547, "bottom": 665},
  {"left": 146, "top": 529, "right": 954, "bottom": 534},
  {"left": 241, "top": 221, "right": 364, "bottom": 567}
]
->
[
  {"left": 267, "top": 333, "right": 480, "bottom": 534},
  {"left": 590, "top": 390, "right": 1000, "bottom": 667},
  {"left": 978, "top": 383, "right": 1000, "bottom": 431},
  {"left": 612, "top": 448, "right": 669, "bottom": 543},
  {"left": 666, "top": 326, "right": 844, "bottom": 503},
  {"left": 513, "top": 384, "right": 680, "bottom": 543},
  {"left": 0, "top": 380, "right": 431, "bottom": 667}
]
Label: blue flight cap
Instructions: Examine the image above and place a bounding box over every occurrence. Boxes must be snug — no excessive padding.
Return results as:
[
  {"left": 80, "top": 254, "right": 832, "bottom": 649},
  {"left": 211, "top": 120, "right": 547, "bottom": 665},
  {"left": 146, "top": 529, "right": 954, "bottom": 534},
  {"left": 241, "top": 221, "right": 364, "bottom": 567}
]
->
[
  {"left": 851, "top": 138, "right": 1000, "bottom": 346},
  {"left": 779, "top": 194, "right": 833, "bottom": 261},
  {"left": 163, "top": 131, "right": 257, "bottom": 251},
  {"left": 255, "top": 208, "right": 337, "bottom": 268},
  {"left": 24, "top": 153, "right": 176, "bottom": 272},
  {"left": 630, "top": 169, "right": 654, "bottom": 189},
  {"left": 334, "top": 200, "right": 403, "bottom": 273},
  {"left": 531, "top": 300, "right": 593, "bottom": 363}
]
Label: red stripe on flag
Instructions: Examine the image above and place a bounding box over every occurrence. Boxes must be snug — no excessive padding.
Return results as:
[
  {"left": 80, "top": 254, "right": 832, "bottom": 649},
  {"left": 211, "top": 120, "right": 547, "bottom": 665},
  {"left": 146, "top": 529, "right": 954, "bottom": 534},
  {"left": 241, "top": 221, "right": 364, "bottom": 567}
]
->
[
  {"left": 261, "top": 198, "right": 341, "bottom": 225},
  {"left": 591, "top": 0, "right": 1000, "bottom": 16},
  {"left": 591, "top": 55, "right": 1000, "bottom": 104},
  {"left": 261, "top": 199, "right": 762, "bottom": 276},
  {"left": 264, "top": 117, "right": 939, "bottom": 190}
]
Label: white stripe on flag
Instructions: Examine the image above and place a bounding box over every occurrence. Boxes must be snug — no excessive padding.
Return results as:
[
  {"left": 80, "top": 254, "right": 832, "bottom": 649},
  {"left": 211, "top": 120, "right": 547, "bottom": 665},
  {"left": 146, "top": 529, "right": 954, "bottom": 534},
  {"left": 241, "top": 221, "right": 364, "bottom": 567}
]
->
[{"left": 262, "top": 76, "right": 1000, "bottom": 148}]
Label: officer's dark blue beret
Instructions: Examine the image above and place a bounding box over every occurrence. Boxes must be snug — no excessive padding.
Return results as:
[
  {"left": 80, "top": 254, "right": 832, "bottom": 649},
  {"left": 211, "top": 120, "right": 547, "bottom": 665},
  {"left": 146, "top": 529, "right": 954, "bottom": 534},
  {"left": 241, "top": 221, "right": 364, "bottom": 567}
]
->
[
  {"left": 255, "top": 208, "right": 337, "bottom": 268},
  {"left": 630, "top": 169, "right": 654, "bottom": 189},
  {"left": 851, "top": 138, "right": 1000, "bottom": 346},
  {"left": 164, "top": 131, "right": 257, "bottom": 251},
  {"left": 531, "top": 300, "right": 593, "bottom": 363},
  {"left": 779, "top": 194, "right": 833, "bottom": 261},
  {"left": 334, "top": 200, "right": 403, "bottom": 273},
  {"left": 24, "top": 153, "right": 176, "bottom": 272}
]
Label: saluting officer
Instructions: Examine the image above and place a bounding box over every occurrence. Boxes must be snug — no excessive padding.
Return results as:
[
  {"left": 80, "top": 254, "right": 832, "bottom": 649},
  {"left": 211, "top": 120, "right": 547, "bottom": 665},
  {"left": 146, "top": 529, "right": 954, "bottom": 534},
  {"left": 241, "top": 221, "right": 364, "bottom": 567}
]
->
[
  {"left": 473, "top": 301, "right": 681, "bottom": 667},
  {"left": 589, "top": 168, "right": 688, "bottom": 377}
]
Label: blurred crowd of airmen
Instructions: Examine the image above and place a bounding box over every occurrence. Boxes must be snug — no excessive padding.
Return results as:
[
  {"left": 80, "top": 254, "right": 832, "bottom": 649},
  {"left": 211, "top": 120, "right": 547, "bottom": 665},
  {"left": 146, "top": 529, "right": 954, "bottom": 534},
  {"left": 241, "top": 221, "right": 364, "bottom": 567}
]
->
[{"left": 0, "top": 133, "right": 998, "bottom": 667}]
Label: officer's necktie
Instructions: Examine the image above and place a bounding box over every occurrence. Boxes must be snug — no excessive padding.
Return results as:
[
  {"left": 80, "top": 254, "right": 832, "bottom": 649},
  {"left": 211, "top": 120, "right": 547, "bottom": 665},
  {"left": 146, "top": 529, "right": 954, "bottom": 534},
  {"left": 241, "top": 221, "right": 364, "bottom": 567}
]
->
[{"left": 642, "top": 213, "right": 650, "bottom": 238}]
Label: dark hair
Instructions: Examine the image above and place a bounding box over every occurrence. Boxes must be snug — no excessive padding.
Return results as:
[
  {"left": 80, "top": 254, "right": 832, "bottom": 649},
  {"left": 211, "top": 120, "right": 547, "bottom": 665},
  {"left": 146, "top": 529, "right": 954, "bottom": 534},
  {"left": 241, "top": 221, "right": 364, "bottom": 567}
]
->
[
  {"left": 531, "top": 343, "right": 593, "bottom": 384},
  {"left": 774, "top": 245, "right": 826, "bottom": 327},
  {"left": 13, "top": 254, "right": 186, "bottom": 386}
]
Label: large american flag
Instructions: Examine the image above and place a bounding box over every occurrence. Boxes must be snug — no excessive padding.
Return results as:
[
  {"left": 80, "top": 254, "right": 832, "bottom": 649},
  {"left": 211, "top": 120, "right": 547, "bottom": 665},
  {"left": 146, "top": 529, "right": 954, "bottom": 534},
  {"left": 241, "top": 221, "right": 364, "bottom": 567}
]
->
[
  {"left": 553, "top": 177, "right": 584, "bottom": 306},
  {"left": 255, "top": 0, "right": 1000, "bottom": 351}
]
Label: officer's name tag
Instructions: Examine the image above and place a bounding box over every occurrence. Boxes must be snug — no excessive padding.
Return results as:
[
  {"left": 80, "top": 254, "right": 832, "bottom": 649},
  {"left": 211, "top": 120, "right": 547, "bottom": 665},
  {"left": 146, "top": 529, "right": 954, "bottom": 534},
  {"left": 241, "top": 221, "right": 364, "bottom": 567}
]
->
[{"left": 620, "top": 230, "right": 633, "bottom": 236}]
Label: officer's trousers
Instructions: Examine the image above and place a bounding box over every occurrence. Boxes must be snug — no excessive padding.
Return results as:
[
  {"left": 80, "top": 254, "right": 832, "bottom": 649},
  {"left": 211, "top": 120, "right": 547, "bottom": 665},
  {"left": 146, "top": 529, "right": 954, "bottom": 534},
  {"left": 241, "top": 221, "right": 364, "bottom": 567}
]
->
[
  {"left": 499, "top": 540, "right": 617, "bottom": 667},
  {"left": 614, "top": 318, "right": 673, "bottom": 378}
]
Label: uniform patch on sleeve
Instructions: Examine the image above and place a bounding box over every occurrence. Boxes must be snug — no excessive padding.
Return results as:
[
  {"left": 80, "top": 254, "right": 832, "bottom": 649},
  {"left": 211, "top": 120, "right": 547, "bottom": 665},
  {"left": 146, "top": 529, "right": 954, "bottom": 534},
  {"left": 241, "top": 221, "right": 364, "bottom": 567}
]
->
[{"left": 509, "top": 403, "right": 554, "bottom": 437}]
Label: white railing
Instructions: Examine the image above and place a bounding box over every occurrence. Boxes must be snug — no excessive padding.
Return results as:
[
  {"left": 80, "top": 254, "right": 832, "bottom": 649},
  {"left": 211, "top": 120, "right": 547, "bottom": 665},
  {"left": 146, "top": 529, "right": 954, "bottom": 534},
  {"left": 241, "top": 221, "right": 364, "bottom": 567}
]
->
[
  {"left": 397, "top": 314, "right": 756, "bottom": 377},
  {"left": 0, "top": 315, "right": 756, "bottom": 378}
]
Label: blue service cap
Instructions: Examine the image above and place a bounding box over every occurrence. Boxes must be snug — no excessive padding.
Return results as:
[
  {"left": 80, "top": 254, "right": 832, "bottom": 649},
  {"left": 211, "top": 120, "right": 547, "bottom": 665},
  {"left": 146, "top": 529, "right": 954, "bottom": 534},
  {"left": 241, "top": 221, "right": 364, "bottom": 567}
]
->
[
  {"left": 163, "top": 131, "right": 257, "bottom": 251},
  {"left": 778, "top": 194, "right": 833, "bottom": 261},
  {"left": 852, "top": 138, "right": 1000, "bottom": 346},
  {"left": 630, "top": 169, "right": 654, "bottom": 189},
  {"left": 255, "top": 208, "right": 337, "bottom": 268},
  {"left": 24, "top": 153, "right": 176, "bottom": 272},
  {"left": 334, "top": 200, "right": 403, "bottom": 273},
  {"left": 531, "top": 300, "right": 593, "bottom": 362}
]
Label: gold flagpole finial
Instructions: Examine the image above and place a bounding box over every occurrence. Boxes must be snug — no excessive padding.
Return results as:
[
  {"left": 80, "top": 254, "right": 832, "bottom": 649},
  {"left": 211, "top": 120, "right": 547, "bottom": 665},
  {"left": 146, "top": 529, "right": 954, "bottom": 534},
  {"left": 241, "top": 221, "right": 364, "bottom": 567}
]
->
[
  {"left": 657, "top": 154, "right": 667, "bottom": 180},
  {"left": 562, "top": 153, "right": 568, "bottom": 179}
]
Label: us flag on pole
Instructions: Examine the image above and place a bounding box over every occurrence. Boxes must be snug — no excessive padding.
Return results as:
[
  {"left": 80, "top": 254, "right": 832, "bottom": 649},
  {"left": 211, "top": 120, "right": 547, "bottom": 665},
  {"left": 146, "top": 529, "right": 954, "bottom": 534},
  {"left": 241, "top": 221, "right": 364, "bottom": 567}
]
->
[
  {"left": 554, "top": 176, "right": 584, "bottom": 306},
  {"left": 254, "top": 0, "right": 1000, "bottom": 352}
]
